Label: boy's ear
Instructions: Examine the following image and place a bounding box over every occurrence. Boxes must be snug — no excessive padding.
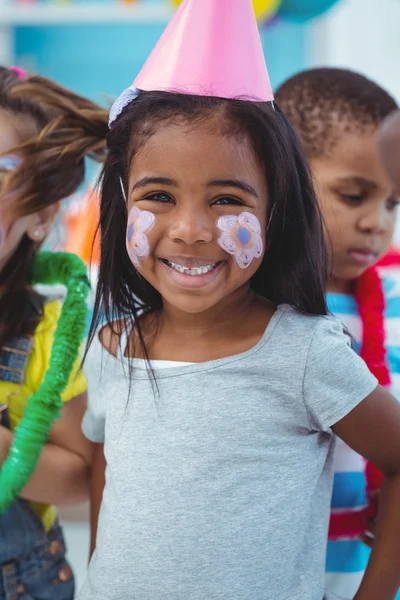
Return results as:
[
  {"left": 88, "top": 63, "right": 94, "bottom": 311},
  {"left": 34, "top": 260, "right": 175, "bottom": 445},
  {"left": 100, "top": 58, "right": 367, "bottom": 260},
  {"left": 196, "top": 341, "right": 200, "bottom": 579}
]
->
[
  {"left": 378, "top": 110, "right": 400, "bottom": 191},
  {"left": 26, "top": 202, "right": 61, "bottom": 243}
]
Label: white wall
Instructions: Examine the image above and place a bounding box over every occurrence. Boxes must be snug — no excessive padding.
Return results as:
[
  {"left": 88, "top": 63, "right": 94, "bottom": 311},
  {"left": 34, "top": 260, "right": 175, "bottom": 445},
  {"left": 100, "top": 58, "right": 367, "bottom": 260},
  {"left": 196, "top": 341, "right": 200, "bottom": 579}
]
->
[{"left": 309, "top": 0, "right": 400, "bottom": 102}]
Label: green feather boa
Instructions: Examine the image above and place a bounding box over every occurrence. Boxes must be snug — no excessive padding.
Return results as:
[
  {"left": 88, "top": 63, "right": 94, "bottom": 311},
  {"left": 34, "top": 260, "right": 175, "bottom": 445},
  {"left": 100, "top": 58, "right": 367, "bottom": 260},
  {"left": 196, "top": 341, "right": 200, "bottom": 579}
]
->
[{"left": 0, "top": 251, "right": 90, "bottom": 511}]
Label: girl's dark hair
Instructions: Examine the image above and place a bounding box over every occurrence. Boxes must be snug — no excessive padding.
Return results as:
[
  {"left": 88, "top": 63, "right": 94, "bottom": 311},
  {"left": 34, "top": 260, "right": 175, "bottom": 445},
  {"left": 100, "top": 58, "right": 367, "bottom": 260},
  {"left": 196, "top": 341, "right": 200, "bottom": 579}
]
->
[
  {"left": 89, "top": 91, "right": 328, "bottom": 361},
  {"left": 0, "top": 67, "right": 109, "bottom": 345}
]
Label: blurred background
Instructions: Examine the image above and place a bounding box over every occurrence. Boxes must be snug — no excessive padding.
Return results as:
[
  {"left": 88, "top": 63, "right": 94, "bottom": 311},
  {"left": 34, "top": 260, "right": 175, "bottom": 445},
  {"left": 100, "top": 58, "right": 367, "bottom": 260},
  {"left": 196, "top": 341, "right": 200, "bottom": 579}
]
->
[
  {"left": 1, "top": 0, "right": 399, "bottom": 592},
  {"left": 2, "top": 0, "right": 399, "bottom": 103}
]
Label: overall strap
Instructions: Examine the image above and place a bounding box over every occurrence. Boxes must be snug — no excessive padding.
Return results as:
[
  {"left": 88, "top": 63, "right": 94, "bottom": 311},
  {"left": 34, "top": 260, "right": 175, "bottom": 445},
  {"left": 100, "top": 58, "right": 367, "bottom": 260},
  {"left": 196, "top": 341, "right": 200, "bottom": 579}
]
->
[
  {"left": 0, "top": 336, "right": 34, "bottom": 386},
  {"left": 0, "top": 295, "right": 43, "bottom": 429}
]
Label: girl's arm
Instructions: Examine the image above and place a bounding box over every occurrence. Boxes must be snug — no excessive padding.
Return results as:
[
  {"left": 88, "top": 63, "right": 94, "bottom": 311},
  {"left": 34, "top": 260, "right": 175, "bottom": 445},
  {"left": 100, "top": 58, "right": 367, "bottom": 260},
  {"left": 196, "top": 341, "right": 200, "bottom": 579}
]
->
[
  {"left": 0, "top": 392, "right": 93, "bottom": 506},
  {"left": 333, "top": 385, "right": 400, "bottom": 600},
  {"left": 89, "top": 443, "right": 106, "bottom": 558}
]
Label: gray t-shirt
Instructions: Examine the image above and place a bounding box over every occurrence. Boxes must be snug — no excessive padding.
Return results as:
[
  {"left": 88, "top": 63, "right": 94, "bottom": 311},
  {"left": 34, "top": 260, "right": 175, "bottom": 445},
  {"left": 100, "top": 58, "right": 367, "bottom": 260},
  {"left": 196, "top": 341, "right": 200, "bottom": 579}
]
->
[{"left": 80, "top": 305, "right": 377, "bottom": 600}]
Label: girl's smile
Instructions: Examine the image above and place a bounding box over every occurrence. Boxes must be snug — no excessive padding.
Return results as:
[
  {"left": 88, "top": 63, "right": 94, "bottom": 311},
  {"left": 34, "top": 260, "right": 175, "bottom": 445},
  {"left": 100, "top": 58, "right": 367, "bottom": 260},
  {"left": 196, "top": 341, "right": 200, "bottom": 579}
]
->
[{"left": 159, "top": 256, "right": 225, "bottom": 289}]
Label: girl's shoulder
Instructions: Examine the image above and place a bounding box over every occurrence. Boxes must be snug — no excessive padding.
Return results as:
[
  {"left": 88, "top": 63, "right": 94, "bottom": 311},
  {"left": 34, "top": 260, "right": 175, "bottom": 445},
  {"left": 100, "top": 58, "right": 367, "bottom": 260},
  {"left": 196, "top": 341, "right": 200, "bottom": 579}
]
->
[
  {"left": 34, "top": 299, "right": 62, "bottom": 339},
  {"left": 273, "top": 307, "right": 357, "bottom": 370},
  {"left": 92, "top": 318, "right": 133, "bottom": 360},
  {"left": 93, "top": 312, "right": 153, "bottom": 360},
  {"left": 34, "top": 299, "right": 81, "bottom": 351},
  {"left": 87, "top": 308, "right": 343, "bottom": 368},
  {"left": 23, "top": 299, "right": 87, "bottom": 398},
  {"left": 97, "top": 320, "right": 127, "bottom": 358},
  {"left": 86, "top": 318, "right": 135, "bottom": 376},
  {"left": 277, "top": 304, "right": 343, "bottom": 338}
]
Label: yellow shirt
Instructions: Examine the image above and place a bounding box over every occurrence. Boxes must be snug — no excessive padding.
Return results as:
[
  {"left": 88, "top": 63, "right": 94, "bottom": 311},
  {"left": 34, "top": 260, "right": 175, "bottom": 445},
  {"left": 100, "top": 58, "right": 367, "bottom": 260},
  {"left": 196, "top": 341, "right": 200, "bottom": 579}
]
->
[{"left": 0, "top": 300, "right": 87, "bottom": 531}]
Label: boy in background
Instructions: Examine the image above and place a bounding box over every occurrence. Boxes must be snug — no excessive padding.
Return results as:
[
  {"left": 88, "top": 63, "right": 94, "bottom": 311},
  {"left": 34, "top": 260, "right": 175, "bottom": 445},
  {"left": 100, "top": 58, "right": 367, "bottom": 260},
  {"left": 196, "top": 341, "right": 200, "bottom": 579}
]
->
[{"left": 276, "top": 68, "right": 400, "bottom": 600}]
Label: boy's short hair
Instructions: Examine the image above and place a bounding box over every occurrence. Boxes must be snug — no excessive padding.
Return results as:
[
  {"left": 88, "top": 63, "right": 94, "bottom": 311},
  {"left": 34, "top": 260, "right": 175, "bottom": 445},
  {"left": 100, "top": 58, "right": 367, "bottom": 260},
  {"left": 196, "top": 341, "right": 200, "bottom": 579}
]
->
[{"left": 275, "top": 68, "right": 398, "bottom": 158}]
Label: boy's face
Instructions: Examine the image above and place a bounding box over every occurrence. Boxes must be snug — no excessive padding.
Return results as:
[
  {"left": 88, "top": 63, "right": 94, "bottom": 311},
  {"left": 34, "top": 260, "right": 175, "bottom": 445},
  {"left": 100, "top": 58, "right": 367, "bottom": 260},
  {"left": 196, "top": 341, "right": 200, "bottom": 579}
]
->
[{"left": 311, "top": 127, "right": 398, "bottom": 293}]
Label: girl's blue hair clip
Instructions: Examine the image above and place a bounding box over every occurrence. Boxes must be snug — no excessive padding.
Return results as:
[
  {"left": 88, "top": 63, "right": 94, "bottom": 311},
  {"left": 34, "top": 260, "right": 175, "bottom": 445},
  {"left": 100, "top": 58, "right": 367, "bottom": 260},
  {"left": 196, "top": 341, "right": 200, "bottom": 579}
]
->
[{"left": 108, "top": 86, "right": 140, "bottom": 127}]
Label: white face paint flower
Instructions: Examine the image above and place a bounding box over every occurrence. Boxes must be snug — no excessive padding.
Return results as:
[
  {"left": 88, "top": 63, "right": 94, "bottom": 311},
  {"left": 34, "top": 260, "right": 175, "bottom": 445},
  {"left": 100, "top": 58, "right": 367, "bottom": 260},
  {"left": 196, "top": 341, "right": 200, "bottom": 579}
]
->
[
  {"left": 126, "top": 206, "right": 156, "bottom": 267},
  {"left": 217, "top": 212, "right": 263, "bottom": 269}
]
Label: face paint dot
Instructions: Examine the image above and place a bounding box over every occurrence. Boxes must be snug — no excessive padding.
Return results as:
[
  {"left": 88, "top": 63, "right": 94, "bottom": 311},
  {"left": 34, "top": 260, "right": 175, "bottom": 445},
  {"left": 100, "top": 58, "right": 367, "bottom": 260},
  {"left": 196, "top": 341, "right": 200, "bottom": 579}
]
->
[
  {"left": 127, "top": 222, "right": 135, "bottom": 242},
  {"left": 236, "top": 226, "right": 251, "bottom": 246}
]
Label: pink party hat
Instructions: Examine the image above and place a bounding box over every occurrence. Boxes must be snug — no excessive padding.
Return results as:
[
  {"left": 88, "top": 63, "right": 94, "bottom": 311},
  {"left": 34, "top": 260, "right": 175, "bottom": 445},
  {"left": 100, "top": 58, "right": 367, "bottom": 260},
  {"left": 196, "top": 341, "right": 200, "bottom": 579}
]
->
[{"left": 134, "top": 0, "right": 273, "bottom": 102}]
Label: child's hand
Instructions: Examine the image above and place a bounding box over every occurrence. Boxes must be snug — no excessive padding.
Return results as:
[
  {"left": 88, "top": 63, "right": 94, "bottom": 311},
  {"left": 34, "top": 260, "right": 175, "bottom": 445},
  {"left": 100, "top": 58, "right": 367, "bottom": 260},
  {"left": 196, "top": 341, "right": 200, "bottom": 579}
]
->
[
  {"left": 0, "top": 425, "right": 12, "bottom": 464},
  {"left": 360, "top": 518, "right": 376, "bottom": 548},
  {"left": 360, "top": 491, "right": 379, "bottom": 548}
]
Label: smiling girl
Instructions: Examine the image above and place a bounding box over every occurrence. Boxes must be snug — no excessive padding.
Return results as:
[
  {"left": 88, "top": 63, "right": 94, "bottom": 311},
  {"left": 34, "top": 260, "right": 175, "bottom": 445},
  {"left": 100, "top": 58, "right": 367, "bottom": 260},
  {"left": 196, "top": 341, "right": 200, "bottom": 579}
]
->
[{"left": 80, "top": 3, "right": 400, "bottom": 599}]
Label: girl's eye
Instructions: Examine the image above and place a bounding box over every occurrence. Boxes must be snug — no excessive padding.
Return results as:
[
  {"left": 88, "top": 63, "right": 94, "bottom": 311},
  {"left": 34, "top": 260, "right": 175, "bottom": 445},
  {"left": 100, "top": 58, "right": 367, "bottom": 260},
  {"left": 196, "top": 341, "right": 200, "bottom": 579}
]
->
[
  {"left": 213, "top": 197, "right": 245, "bottom": 206},
  {"left": 341, "top": 194, "right": 364, "bottom": 206},
  {"left": 387, "top": 197, "right": 400, "bottom": 211},
  {"left": 144, "top": 192, "right": 174, "bottom": 204}
]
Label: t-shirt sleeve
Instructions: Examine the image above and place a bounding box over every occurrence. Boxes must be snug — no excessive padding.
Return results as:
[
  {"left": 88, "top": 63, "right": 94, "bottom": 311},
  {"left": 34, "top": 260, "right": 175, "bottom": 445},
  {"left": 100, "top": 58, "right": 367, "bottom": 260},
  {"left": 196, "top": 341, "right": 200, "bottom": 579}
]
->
[
  {"left": 303, "top": 316, "right": 378, "bottom": 431},
  {"left": 81, "top": 337, "right": 106, "bottom": 443}
]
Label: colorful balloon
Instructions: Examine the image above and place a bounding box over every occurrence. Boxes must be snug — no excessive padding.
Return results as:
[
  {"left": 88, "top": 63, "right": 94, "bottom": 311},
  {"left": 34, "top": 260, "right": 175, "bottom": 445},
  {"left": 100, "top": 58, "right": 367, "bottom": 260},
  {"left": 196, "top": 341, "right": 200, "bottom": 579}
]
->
[
  {"left": 169, "top": 0, "right": 281, "bottom": 24},
  {"left": 278, "top": 0, "right": 341, "bottom": 22}
]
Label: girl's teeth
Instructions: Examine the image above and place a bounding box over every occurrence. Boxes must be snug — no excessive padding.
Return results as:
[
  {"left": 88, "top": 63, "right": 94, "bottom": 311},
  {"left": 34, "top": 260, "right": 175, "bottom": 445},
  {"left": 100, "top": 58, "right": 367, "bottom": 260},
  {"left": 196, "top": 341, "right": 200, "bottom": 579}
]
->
[{"left": 166, "top": 260, "right": 217, "bottom": 276}]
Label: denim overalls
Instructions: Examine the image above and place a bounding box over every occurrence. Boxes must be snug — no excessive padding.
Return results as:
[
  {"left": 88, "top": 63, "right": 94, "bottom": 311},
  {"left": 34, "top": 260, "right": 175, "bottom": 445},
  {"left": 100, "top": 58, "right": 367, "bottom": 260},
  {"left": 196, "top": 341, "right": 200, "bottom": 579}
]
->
[{"left": 0, "top": 305, "right": 75, "bottom": 600}]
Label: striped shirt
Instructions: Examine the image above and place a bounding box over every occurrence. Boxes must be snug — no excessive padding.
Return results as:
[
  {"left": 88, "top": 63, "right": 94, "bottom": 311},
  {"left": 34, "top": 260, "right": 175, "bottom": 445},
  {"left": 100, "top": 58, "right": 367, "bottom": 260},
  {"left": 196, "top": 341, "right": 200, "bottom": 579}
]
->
[{"left": 325, "top": 274, "right": 400, "bottom": 600}]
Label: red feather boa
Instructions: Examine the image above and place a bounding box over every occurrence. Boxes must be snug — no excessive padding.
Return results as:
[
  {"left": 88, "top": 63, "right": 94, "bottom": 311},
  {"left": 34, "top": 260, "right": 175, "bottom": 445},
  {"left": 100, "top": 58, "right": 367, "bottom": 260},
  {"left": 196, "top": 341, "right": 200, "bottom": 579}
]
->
[
  {"left": 328, "top": 265, "right": 390, "bottom": 540},
  {"left": 377, "top": 247, "right": 400, "bottom": 267}
]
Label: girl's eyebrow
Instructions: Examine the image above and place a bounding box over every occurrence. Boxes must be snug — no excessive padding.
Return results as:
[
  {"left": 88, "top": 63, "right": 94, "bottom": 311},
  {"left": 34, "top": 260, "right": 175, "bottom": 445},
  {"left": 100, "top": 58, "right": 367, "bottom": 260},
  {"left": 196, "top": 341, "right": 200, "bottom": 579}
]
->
[
  {"left": 131, "top": 177, "right": 177, "bottom": 193},
  {"left": 336, "top": 175, "right": 378, "bottom": 191},
  {"left": 130, "top": 176, "right": 259, "bottom": 199},
  {"left": 207, "top": 179, "right": 259, "bottom": 198}
]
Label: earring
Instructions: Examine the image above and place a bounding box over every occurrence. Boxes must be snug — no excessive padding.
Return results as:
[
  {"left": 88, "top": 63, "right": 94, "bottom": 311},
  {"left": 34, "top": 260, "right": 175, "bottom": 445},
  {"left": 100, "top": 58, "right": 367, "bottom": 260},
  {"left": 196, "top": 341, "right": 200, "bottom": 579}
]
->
[{"left": 33, "top": 230, "right": 41, "bottom": 239}]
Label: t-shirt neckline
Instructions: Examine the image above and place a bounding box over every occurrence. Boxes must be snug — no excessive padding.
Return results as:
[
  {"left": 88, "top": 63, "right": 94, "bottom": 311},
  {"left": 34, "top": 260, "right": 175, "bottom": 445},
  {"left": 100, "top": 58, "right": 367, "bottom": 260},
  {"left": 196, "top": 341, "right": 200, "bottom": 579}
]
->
[{"left": 113, "top": 304, "right": 289, "bottom": 379}]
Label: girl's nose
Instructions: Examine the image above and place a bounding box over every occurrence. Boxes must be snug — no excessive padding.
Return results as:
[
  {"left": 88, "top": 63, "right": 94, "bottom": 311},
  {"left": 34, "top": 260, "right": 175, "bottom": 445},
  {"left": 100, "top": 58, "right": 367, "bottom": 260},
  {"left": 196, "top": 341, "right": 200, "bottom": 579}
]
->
[
  {"left": 358, "top": 206, "right": 389, "bottom": 234},
  {"left": 168, "top": 209, "right": 213, "bottom": 245}
]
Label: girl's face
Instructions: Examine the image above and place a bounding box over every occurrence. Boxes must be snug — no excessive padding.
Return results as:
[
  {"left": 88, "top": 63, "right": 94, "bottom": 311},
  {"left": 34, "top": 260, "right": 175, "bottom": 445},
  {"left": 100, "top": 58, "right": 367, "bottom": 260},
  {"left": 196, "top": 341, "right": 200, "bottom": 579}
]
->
[
  {"left": 311, "top": 127, "right": 397, "bottom": 293},
  {"left": 0, "top": 112, "right": 55, "bottom": 273},
  {"left": 127, "top": 121, "right": 268, "bottom": 314}
]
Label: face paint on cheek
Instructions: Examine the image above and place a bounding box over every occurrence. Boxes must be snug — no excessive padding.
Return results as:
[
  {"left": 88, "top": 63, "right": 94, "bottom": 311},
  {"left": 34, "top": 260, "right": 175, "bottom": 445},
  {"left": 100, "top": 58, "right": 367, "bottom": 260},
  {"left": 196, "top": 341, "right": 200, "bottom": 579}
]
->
[
  {"left": 0, "top": 155, "right": 21, "bottom": 172},
  {"left": 217, "top": 211, "right": 263, "bottom": 269},
  {"left": 126, "top": 206, "right": 156, "bottom": 266}
]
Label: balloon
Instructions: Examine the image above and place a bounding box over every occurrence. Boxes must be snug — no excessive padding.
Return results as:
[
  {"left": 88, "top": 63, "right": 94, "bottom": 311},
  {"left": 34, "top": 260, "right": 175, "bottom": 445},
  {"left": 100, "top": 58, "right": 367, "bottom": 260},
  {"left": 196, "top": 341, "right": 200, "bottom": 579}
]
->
[
  {"left": 278, "top": 0, "right": 341, "bottom": 22},
  {"left": 169, "top": 0, "right": 281, "bottom": 24}
]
